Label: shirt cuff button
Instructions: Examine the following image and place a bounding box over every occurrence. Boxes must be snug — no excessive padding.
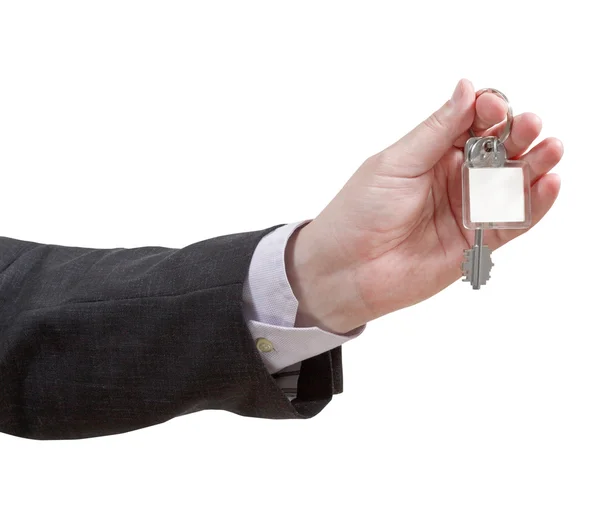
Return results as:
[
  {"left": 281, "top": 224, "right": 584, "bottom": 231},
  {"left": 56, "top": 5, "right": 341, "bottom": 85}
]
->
[{"left": 256, "top": 337, "right": 275, "bottom": 353}]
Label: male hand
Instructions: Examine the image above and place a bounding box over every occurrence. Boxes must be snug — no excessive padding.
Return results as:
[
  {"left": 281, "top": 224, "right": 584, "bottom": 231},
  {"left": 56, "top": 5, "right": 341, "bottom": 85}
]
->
[{"left": 285, "top": 79, "right": 563, "bottom": 334}]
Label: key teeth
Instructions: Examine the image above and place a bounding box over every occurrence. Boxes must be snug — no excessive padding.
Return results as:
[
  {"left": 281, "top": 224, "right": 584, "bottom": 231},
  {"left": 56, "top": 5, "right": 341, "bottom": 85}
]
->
[{"left": 462, "top": 247, "right": 494, "bottom": 288}]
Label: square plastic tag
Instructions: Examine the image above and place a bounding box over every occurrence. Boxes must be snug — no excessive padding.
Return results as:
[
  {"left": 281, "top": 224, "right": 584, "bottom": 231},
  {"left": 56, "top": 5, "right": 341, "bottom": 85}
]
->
[{"left": 462, "top": 137, "right": 531, "bottom": 230}]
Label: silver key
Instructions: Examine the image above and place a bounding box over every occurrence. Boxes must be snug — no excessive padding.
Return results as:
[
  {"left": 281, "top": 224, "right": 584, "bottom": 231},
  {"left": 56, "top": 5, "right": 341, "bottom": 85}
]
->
[
  {"left": 461, "top": 229, "right": 493, "bottom": 289},
  {"left": 460, "top": 88, "right": 532, "bottom": 289}
]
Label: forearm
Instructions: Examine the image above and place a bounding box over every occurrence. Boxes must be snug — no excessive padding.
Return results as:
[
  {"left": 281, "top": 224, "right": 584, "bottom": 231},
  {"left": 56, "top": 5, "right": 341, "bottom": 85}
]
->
[{"left": 0, "top": 229, "right": 303, "bottom": 439}]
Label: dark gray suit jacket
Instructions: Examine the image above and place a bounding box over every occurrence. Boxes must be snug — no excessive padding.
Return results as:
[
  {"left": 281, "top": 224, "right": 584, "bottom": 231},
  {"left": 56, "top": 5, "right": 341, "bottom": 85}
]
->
[{"left": 0, "top": 225, "right": 343, "bottom": 440}]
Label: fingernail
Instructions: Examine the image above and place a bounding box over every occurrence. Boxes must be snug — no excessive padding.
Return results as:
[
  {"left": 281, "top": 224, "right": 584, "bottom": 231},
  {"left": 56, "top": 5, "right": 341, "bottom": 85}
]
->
[{"left": 451, "top": 80, "right": 464, "bottom": 105}]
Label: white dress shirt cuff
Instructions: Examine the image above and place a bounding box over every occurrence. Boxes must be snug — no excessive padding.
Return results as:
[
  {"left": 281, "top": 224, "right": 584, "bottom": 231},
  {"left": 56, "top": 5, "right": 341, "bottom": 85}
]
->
[{"left": 242, "top": 220, "right": 366, "bottom": 375}]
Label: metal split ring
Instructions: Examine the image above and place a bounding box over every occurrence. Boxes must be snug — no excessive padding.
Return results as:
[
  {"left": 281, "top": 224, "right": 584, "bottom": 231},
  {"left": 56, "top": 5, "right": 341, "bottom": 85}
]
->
[{"left": 468, "top": 88, "right": 513, "bottom": 144}]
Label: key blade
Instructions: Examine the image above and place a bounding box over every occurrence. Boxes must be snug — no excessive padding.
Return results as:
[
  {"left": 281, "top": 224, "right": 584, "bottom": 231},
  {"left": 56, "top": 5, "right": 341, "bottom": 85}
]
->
[{"left": 461, "top": 243, "right": 493, "bottom": 289}]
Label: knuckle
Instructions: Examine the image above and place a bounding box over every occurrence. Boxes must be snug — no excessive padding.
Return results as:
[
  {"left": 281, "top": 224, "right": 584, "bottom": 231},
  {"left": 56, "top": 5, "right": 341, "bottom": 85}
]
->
[
  {"left": 372, "top": 150, "right": 397, "bottom": 172},
  {"left": 423, "top": 110, "right": 446, "bottom": 134}
]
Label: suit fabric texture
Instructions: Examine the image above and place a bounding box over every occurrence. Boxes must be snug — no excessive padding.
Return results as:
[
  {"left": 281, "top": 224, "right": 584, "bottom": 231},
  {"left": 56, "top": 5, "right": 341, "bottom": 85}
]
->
[{"left": 0, "top": 225, "right": 343, "bottom": 440}]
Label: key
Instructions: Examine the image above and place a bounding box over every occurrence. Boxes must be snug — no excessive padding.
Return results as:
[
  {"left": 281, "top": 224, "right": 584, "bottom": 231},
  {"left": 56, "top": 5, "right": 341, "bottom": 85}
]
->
[
  {"left": 460, "top": 88, "right": 532, "bottom": 290},
  {"left": 461, "top": 228, "right": 493, "bottom": 289}
]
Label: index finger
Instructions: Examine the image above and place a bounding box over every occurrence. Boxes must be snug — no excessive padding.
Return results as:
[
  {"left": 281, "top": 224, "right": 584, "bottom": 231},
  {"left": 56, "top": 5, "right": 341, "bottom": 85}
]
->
[{"left": 471, "top": 92, "right": 508, "bottom": 132}]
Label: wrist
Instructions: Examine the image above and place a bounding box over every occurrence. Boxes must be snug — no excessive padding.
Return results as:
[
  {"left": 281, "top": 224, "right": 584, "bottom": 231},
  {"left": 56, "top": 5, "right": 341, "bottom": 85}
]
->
[{"left": 285, "top": 221, "right": 364, "bottom": 334}]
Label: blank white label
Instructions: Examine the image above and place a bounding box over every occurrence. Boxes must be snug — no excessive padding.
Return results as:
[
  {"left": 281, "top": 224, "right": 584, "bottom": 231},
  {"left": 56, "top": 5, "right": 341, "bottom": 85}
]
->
[{"left": 469, "top": 167, "right": 525, "bottom": 222}]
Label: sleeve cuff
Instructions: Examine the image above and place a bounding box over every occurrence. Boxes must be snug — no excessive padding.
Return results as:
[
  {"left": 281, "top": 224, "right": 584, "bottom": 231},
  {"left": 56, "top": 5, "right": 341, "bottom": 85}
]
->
[
  {"left": 243, "top": 220, "right": 310, "bottom": 327},
  {"left": 242, "top": 220, "right": 366, "bottom": 374},
  {"left": 247, "top": 319, "right": 365, "bottom": 374}
]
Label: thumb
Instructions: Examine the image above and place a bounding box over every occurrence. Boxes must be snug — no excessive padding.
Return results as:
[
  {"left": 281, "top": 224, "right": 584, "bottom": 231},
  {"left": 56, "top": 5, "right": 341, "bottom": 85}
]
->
[{"left": 383, "top": 79, "right": 475, "bottom": 175}]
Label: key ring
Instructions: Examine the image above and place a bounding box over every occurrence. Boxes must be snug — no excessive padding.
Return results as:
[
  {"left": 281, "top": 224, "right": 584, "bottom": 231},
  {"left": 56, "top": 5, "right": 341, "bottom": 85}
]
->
[{"left": 468, "top": 88, "right": 513, "bottom": 144}]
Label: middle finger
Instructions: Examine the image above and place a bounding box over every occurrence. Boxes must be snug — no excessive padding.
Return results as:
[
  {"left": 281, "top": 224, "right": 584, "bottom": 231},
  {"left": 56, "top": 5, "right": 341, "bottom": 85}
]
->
[{"left": 487, "top": 112, "right": 543, "bottom": 158}]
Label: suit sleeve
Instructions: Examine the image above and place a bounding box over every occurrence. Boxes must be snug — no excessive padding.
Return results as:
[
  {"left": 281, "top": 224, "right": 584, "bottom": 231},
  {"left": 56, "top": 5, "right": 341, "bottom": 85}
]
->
[{"left": 0, "top": 226, "right": 344, "bottom": 440}]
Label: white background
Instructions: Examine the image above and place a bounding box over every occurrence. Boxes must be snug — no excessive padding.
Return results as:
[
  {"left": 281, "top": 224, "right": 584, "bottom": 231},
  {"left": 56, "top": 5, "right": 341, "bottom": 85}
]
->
[{"left": 0, "top": 1, "right": 597, "bottom": 524}]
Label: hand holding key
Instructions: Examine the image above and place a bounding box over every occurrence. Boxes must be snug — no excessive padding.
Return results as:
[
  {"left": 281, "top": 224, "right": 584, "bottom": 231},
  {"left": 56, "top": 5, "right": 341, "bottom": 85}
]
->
[{"left": 285, "top": 79, "right": 564, "bottom": 334}]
